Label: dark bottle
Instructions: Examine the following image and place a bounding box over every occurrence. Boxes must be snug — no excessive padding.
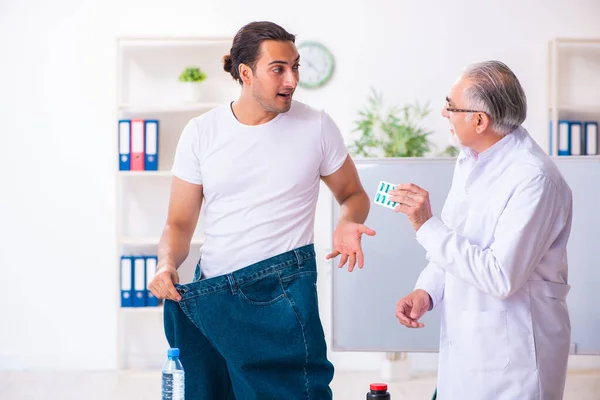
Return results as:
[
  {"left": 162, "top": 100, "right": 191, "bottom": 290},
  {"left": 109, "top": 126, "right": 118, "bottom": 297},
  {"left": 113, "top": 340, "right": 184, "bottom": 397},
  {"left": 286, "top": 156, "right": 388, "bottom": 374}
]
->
[{"left": 367, "top": 383, "right": 390, "bottom": 399}]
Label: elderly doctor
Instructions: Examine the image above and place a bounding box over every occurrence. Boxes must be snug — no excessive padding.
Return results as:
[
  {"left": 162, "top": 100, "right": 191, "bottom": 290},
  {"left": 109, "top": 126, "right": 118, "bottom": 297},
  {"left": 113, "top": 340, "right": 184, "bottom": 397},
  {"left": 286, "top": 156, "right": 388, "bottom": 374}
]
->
[{"left": 391, "top": 60, "right": 573, "bottom": 400}]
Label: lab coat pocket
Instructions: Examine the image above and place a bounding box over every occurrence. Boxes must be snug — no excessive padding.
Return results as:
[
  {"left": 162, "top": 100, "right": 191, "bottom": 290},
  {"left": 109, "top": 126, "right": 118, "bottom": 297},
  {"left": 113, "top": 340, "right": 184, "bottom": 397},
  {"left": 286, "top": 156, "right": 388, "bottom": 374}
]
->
[{"left": 454, "top": 309, "right": 510, "bottom": 371}]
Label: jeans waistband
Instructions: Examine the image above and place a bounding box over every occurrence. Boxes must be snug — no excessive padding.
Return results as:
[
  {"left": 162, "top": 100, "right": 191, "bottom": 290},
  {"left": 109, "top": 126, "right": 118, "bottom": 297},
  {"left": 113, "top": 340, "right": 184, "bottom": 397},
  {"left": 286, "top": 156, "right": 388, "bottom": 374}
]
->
[{"left": 174, "top": 244, "right": 315, "bottom": 299}]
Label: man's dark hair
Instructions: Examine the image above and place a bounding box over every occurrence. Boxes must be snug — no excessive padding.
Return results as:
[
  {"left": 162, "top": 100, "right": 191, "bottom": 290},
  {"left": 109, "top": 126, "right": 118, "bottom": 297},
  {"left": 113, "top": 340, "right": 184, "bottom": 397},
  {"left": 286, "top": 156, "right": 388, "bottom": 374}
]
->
[{"left": 223, "top": 21, "right": 296, "bottom": 85}]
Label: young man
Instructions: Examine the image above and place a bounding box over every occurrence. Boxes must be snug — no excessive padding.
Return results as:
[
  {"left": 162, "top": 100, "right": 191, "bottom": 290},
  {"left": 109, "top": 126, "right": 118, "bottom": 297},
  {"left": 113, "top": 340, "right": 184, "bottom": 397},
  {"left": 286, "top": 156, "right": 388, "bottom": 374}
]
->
[
  {"left": 393, "top": 61, "right": 573, "bottom": 399},
  {"left": 149, "top": 21, "right": 375, "bottom": 399}
]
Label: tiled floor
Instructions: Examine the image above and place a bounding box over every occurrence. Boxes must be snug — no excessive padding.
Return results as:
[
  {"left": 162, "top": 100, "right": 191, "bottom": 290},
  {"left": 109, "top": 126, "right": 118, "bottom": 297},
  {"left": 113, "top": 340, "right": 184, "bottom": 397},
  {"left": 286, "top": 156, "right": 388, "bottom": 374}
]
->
[{"left": 0, "top": 369, "right": 598, "bottom": 399}]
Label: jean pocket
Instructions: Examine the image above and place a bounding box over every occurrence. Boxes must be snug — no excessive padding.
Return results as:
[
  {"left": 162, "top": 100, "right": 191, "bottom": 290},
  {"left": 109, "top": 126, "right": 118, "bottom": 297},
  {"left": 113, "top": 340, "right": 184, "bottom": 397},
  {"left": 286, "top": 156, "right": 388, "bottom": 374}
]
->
[
  {"left": 193, "top": 262, "right": 202, "bottom": 282},
  {"left": 238, "top": 272, "right": 286, "bottom": 306}
]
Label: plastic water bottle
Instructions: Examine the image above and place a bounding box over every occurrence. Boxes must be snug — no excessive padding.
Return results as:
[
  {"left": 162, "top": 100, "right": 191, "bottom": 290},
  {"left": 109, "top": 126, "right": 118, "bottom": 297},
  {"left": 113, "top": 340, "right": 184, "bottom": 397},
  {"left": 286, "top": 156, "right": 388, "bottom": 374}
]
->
[
  {"left": 162, "top": 348, "right": 184, "bottom": 400},
  {"left": 367, "top": 382, "right": 390, "bottom": 399}
]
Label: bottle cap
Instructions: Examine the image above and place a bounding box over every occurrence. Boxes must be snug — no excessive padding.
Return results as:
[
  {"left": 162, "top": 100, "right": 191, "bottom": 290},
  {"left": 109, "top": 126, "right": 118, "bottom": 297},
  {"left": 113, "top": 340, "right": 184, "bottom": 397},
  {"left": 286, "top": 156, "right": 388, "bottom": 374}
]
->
[
  {"left": 370, "top": 383, "right": 388, "bottom": 391},
  {"left": 168, "top": 348, "right": 180, "bottom": 357}
]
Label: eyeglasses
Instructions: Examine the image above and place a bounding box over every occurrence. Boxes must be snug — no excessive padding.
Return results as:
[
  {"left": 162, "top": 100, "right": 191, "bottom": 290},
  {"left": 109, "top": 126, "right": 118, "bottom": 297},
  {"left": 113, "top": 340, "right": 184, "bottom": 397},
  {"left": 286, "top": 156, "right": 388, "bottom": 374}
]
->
[
  {"left": 444, "top": 97, "right": 487, "bottom": 114},
  {"left": 445, "top": 106, "right": 487, "bottom": 113}
]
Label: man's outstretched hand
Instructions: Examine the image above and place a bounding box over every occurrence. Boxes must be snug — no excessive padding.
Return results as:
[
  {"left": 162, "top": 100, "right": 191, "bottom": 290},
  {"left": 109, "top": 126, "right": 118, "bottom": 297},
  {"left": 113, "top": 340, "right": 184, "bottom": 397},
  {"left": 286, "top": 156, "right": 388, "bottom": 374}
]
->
[{"left": 326, "top": 220, "right": 376, "bottom": 272}]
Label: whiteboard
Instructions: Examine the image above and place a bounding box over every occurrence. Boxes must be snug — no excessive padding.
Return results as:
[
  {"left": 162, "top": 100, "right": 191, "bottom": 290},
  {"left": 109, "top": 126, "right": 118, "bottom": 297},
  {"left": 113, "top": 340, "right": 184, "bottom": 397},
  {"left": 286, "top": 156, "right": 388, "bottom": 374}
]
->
[{"left": 331, "top": 157, "right": 600, "bottom": 355}]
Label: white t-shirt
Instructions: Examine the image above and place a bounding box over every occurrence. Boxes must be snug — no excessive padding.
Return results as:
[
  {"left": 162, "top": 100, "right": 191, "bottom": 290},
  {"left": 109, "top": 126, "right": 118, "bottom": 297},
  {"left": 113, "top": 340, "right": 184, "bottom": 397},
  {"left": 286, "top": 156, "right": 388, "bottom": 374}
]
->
[{"left": 171, "top": 100, "right": 348, "bottom": 278}]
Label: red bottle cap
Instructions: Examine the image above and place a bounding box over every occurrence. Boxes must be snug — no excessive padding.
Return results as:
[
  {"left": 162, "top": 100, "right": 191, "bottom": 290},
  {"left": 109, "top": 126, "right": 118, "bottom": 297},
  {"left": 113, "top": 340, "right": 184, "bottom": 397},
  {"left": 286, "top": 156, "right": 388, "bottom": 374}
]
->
[{"left": 370, "top": 383, "right": 388, "bottom": 391}]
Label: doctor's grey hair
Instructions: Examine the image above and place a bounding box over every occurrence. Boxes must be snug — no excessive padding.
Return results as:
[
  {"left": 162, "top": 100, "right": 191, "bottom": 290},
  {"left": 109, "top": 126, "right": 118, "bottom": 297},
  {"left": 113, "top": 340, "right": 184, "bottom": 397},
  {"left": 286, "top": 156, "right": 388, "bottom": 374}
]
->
[{"left": 461, "top": 60, "right": 527, "bottom": 136}]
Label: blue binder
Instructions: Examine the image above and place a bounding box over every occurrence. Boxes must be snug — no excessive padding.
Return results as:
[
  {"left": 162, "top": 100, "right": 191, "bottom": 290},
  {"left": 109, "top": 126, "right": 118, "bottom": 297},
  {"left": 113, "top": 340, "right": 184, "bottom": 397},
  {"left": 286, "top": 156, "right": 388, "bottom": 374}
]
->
[
  {"left": 145, "top": 256, "right": 159, "bottom": 306},
  {"left": 144, "top": 120, "right": 159, "bottom": 171},
  {"left": 118, "top": 120, "right": 131, "bottom": 170},
  {"left": 549, "top": 120, "right": 553, "bottom": 155},
  {"left": 570, "top": 121, "right": 583, "bottom": 156},
  {"left": 133, "top": 256, "right": 147, "bottom": 307},
  {"left": 120, "top": 256, "right": 134, "bottom": 307},
  {"left": 558, "top": 120, "right": 570, "bottom": 156},
  {"left": 584, "top": 122, "right": 598, "bottom": 156}
]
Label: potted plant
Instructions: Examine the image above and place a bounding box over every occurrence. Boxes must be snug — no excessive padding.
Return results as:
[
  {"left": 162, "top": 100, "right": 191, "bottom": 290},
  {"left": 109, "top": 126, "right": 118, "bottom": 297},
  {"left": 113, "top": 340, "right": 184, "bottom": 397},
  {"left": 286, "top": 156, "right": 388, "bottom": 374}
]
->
[
  {"left": 349, "top": 88, "right": 459, "bottom": 158},
  {"left": 179, "top": 66, "right": 207, "bottom": 103}
]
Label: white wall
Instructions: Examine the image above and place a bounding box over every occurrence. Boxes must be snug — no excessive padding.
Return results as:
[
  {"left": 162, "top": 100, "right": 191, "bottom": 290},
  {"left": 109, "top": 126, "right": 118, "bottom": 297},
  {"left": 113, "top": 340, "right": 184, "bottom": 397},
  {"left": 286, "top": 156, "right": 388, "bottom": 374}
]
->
[{"left": 1, "top": 0, "right": 600, "bottom": 371}]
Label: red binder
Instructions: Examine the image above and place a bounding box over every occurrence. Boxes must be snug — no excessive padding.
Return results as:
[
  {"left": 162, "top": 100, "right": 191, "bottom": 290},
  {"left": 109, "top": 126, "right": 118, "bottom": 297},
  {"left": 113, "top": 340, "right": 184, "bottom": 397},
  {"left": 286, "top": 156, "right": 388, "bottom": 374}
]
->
[{"left": 130, "top": 119, "right": 145, "bottom": 171}]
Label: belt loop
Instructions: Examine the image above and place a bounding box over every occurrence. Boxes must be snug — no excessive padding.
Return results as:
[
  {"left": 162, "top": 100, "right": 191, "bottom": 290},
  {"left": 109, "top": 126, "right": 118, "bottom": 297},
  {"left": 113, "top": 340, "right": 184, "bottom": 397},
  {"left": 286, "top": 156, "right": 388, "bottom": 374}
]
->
[
  {"left": 294, "top": 249, "right": 304, "bottom": 268},
  {"left": 227, "top": 274, "right": 238, "bottom": 295}
]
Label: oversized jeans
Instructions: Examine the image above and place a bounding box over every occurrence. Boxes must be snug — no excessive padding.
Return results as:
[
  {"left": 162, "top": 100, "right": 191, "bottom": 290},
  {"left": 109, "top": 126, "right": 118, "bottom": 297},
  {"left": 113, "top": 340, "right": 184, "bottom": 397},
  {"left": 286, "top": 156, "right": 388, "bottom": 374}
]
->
[{"left": 163, "top": 244, "right": 334, "bottom": 399}]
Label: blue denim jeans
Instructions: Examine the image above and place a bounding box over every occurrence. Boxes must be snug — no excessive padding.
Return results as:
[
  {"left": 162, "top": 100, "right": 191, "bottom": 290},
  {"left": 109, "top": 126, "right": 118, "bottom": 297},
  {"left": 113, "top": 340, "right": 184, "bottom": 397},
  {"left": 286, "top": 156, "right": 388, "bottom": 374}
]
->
[{"left": 163, "top": 244, "right": 334, "bottom": 399}]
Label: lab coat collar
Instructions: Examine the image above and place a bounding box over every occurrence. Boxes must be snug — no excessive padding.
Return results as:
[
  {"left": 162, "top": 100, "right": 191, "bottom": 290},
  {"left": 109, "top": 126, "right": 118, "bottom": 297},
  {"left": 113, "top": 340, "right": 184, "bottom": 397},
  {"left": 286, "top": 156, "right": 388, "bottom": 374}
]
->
[{"left": 457, "top": 126, "right": 521, "bottom": 164}]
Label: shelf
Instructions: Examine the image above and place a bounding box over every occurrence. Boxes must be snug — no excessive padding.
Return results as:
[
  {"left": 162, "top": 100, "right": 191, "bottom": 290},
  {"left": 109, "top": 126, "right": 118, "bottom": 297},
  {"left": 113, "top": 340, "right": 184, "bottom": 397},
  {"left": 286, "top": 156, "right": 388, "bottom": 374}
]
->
[
  {"left": 549, "top": 105, "right": 600, "bottom": 113},
  {"left": 118, "top": 102, "right": 221, "bottom": 114},
  {"left": 550, "top": 155, "right": 600, "bottom": 160},
  {"left": 118, "top": 37, "right": 232, "bottom": 49},
  {"left": 553, "top": 38, "right": 600, "bottom": 45},
  {"left": 118, "top": 171, "right": 172, "bottom": 177},
  {"left": 120, "top": 306, "right": 163, "bottom": 314},
  {"left": 120, "top": 237, "right": 204, "bottom": 246}
]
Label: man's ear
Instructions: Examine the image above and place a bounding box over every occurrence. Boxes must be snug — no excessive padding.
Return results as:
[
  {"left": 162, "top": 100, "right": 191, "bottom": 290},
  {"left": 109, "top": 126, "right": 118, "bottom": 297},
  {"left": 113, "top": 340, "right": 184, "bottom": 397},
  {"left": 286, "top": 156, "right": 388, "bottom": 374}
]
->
[
  {"left": 475, "top": 112, "right": 489, "bottom": 134},
  {"left": 239, "top": 63, "right": 253, "bottom": 85}
]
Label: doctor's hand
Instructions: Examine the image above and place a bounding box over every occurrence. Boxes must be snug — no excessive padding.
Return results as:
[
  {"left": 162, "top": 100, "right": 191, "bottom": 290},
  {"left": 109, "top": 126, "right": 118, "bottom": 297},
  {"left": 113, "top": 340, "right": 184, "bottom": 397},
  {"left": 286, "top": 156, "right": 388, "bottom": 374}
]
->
[
  {"left": 389, "top": 184, "right": 433, "bottom": 231},
  {"left": 396, "top": 289, "right": 432, "bottom": 328},
  {"left": 148, "top": 264, "right": 182, "bottom": 301},
  {"left": 326, "top": 220, "right": 376, "bottom": 272}
]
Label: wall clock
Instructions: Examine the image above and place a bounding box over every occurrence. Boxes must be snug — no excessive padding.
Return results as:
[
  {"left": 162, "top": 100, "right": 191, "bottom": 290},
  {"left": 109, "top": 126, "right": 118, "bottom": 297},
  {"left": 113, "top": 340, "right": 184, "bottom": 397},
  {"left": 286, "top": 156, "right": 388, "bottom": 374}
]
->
[{"left": 297, "top": 41, "right": 335, "bottom": 89}]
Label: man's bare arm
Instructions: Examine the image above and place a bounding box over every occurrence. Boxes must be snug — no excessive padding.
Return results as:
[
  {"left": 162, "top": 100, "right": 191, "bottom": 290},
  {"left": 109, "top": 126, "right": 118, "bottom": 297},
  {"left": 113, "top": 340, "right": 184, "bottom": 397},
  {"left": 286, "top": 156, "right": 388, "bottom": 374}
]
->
[
  {"left": 321, "top": 155, "right": 375, "bottom": 270},
  {"left": 150, "top": 177, "right": 203, "bottom": 300},
  {"left": 321, "top": 155, "right": 370, "bottom": 224}
]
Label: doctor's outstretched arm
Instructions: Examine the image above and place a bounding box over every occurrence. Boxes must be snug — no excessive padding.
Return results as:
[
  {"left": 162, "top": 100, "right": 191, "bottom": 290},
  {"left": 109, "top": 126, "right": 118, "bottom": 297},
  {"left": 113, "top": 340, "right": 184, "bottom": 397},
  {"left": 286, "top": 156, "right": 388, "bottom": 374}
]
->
[{"left": 390, "top": 177, "right": 568, "bottom": 300}]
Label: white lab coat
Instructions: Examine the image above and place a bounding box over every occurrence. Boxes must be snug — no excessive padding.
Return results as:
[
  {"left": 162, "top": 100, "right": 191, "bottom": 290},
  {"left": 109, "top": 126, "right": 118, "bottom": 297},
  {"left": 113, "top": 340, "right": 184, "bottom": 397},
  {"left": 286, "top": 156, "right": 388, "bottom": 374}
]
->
[{"left": 414, "top": 127, "right": 573, "bottom": 400}]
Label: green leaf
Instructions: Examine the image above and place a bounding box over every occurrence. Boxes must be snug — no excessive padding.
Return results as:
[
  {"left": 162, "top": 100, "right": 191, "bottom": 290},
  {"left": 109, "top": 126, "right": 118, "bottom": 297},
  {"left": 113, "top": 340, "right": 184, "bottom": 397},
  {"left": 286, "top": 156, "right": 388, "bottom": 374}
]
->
[
  {"left": 179, "top": 67, "right": 207, "bottom": 82},
  {"left": 349, "top": 89, "right": 440, "bottom": 158}
]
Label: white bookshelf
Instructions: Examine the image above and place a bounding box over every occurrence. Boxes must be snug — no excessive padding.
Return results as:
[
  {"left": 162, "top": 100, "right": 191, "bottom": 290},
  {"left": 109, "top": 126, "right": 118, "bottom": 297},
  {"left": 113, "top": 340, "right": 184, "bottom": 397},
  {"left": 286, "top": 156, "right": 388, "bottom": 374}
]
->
[
  {"left": 118, "top": 171, "right": 172, "bottom": 178},
  {"left": 547, "top": 38, "right": 600, "bottom": 157},
  {"left": 118, "top": 102, "right": 221, "bottom": 114},
  {"left": 120, "top": 306, "right": 165, "bottom": 314},
  {"left": 119, "top": 236, "right": 205, "bottom": 246},
  {"left": 115, "top": 36, "right": 237, "bottom": 370}
]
